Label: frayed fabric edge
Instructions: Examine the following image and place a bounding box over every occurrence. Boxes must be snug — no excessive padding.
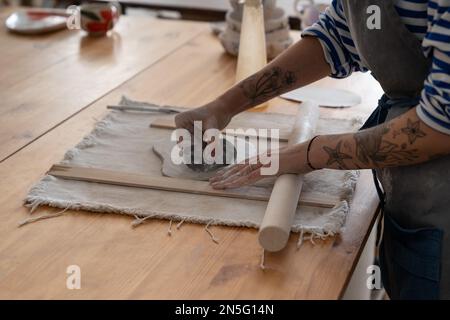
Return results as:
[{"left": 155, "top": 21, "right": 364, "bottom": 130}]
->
[
  {"left": 23, "top": 170, "right": 357, "bottom": 240},
  {"left": 23, "top": 195, "right": 262, "bottom": 229},
  {"left": 24, "top": 168, "right": 357, "bottom": 236},
  {"left": 22, "top": 194, "right": 350, "bottom": 243},
  {"left": 293, "top": 200, "right": 349, "bottom": 248}
]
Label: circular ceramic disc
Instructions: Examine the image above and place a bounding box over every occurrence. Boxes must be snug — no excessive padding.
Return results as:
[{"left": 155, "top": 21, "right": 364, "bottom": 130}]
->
[
  {"left": 281, "top": 86, "right": 361, "bottom": 108},
  {"left": 5, "top": 10, "right": 67, "bottom": 35}
]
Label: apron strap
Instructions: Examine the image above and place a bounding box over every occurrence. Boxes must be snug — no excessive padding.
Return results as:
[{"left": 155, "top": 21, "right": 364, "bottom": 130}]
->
[
  {"left": 360, "top": 95, "right": 392, "bottom": 131},
  {"left": 360, "top": 95, "right": 392, "bottom": 206},
  {"left": 359, "top": 94, "right": 421, "bottom": 202},
  {"left": 360, "top": 94, "right": 421, "bottom": 245}
]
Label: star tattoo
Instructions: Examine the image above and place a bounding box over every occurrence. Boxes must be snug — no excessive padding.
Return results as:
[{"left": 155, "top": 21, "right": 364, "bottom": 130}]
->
[
  {"left": 392, "top": 130, "right": 401, "bottom": 138},
  {"left": 323, "top": 141, "right": 353, "bottom": 169},
  {"left": 401, "top": 118, "right": 426, "bottom": 144}
]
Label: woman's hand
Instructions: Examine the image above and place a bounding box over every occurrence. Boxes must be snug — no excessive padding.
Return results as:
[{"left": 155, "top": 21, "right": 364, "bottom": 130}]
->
[
  {"left": 174, "top": 99, "right": 233, "bottom": 133},
  {"left": 209, "top": 143, "right": 314, "bottom": 189}
]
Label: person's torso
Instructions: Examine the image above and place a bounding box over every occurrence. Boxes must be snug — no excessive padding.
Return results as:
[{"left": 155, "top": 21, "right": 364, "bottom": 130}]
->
[
  {"left": 343, "top": 0, "right": 450, "bottom": 299},
  {"left": 341, "top": 0, "right": 432, "bottom": 97}
]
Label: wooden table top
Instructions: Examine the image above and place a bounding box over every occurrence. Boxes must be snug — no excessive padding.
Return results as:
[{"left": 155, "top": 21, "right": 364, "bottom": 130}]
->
[{"left": 0, "top": 7, "right": 382, "bottom": 299}]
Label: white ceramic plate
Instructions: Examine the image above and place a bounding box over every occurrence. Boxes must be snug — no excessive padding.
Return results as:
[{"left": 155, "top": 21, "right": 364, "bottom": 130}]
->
[
  {"left": 5, "top": 9, "right": 68, "bottom": 35},
  {"left": 281, "top": 86, "right": 361, "bottom": 108}
]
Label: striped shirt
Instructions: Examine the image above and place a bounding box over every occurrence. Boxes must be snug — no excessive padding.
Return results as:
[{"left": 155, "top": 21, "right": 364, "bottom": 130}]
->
[{"left": 303, "top": 0, "right": 450, "bottom": 135}]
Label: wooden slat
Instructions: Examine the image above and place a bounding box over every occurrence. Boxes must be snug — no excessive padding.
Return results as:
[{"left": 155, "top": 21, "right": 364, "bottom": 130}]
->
[
  {"left": 48, "top": 164, "right": 338, "bottom": 208},
  {"left": 150, "top": 117, "right": 290, "bottom": 141}
]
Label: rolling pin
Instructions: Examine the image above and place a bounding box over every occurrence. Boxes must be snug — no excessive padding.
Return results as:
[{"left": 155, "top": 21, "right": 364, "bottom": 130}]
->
[
  {"left": 258, "top": 102, "right": 320, "bottom": 252},
  {"left": 235, "top": 0, "right": 268, "bottom": 109}
]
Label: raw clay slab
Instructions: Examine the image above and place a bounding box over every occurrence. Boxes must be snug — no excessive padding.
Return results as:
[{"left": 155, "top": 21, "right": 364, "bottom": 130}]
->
[{"left": 152, "top": 136, "right": 258, "bottom": 181}]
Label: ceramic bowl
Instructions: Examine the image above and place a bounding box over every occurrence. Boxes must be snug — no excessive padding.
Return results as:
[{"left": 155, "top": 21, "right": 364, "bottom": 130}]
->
[
  {"left": 225, "top": 7, "right": 288, "bottom": 33},
  {"left": 219, "top": 25, "right": 293, "bottom": 59},
  {"left": 229, "top": 0, "right": 277, "bottom": 17},
  {"left": 5, "top": 9, "right": 68, "bottom": 34}
]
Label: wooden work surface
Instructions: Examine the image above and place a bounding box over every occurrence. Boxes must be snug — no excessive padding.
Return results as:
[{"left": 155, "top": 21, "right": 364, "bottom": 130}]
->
[{"left": 0, "top": 7, "right": 382, "bottom": 299}]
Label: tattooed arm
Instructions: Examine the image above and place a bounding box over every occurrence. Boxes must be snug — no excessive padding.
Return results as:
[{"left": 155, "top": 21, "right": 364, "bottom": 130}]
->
[
  {"left": 210, "top": 108, "right": 450, "bottom": 189},
  {"left": 224, "top": 36, "right": 330, "bottom": 114},
  {"left": 309, "top": 108, "right": 450, "bottom": 171},
  {"left": 175, "top": 37, "right": 330, "bottom": 131}
]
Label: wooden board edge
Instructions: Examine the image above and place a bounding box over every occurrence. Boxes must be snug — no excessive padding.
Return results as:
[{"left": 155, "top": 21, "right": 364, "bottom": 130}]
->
[
  {"left": 47, "top": 164, "right": 338, "bottom": 208},
  {"left": 149, "top": 118, "right": 290, "bottom": 142}
]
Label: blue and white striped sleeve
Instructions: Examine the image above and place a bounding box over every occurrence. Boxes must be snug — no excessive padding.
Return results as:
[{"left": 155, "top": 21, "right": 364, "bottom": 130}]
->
[
  {"left": 417, "top": 0, "right": 450, "bottom": 135},
  {"left": 301, "top": 0, "right": 368, "bottom": 78}
]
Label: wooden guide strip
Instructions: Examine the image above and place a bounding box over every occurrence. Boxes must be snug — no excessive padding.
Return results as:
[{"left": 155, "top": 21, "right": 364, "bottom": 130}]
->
[
  {"left": 150, "top": 118, "right": 290, "bottom": 142},
  {"left": 47, "top": 164, "right": 338, "bottom": 208}
]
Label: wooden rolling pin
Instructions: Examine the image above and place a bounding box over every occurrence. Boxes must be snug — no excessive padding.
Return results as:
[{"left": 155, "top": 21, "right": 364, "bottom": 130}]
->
[
  {"left": 235, "top": 0, "right": 268, "bottom": 109},
  {"left": 258, "top": 102, "right": 320, "bottom": 252}
]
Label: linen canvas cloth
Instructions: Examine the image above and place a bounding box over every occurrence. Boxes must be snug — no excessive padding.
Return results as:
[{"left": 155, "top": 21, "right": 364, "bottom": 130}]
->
[{"left": 24, "top": 97, "right": 362, "bottom": 241}]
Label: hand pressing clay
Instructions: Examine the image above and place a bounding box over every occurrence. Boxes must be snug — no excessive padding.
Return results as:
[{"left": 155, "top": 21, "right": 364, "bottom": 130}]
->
[
  {"left": 152, "top": 136, "right": 257, "bottom": 181},
  {"left": 183, "top": 138, "right": 237, "bottom": 173}
]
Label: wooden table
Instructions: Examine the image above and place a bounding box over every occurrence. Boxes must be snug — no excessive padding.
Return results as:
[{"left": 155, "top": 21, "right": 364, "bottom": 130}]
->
[{"left": 0, "top": 7, "right": 382, "bottom": 299}]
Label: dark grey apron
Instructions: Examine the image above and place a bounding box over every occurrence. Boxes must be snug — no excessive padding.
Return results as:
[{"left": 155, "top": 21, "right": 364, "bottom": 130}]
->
[{"left": 342, "top": 0, "right": 450, "bottom": 299}]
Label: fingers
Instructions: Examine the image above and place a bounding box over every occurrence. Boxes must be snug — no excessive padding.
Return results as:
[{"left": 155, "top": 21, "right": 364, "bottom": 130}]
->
[
  {"left": 210, "top": 155, "right": 259, "bottom": 182},
  {"left": 210, "top": 164, "right": 263, "bottom": 189},
  {"left": 174, "top": 113, "right": 194, "bottom": 134},
  {"left": 209, "top": 159, "right": 265, "bottom": 189},
  {"left": 209, "top": 163, "right": 245, "bottom": 183}
]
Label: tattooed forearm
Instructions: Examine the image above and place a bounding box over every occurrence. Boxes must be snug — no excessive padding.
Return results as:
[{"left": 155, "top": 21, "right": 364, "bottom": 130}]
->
[
  {"left": 213, "top": 37, "right": 329, "bottom": 115},
  {"left": 323, "top": 141, "right": 352, "bottom": 170},
  {"left": 239, "top": 67, "right": 297, "bottom": 104},
  {"left": 353, "top": 123, "right": 420, "bottom": 167},
  {"left": 309, "top": 108, "right": 450, "bottom": 171},
  {"left": 401, "top": 118, "right": 426, "bottom": 144}
]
